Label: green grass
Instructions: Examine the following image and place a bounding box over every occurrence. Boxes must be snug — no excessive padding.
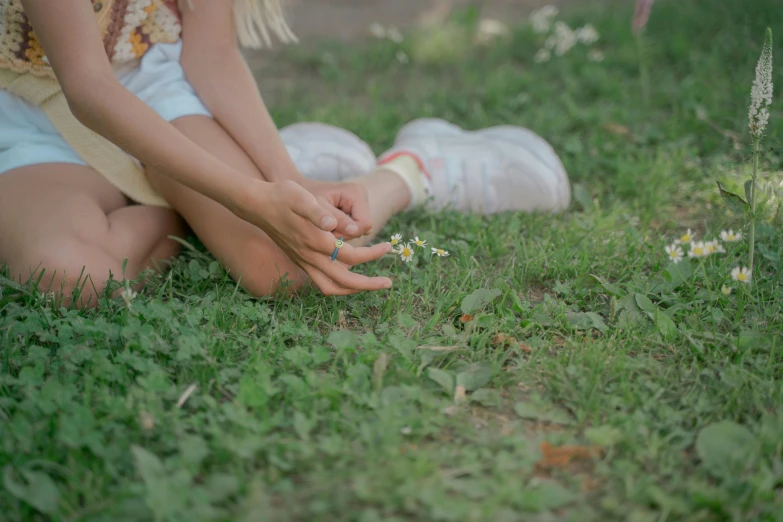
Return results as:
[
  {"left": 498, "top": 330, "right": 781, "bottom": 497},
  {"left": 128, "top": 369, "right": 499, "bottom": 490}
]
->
[{"left": 2, "top": 0, "right": 783, "bottom": 520}]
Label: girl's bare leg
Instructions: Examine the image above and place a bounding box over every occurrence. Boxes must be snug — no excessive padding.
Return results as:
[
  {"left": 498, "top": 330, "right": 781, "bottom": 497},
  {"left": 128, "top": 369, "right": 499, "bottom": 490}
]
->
[
  {"left": 146, "top": 116, "right": 412, "bottom": 295},
  {"left": 146, "top": 115, "right": 307, "bottom": 296},
  {"left": 347, "top": 169, "right": 411, "bottom": 246},
  {"left": 0, "top": 164, "right": 184, "bottom": 306}
]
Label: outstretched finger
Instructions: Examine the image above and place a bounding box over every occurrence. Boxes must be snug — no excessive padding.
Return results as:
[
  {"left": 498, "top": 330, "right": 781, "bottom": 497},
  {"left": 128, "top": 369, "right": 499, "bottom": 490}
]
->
[{"left": 335, "top": 241, "right": 394, "bottom": 267}]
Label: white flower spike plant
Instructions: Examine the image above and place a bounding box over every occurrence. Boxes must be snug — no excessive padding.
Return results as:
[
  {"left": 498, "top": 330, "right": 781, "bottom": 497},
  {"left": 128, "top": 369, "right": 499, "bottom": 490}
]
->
[
  {"left": 665, "top": 244, "right": 684, "bottom": 264},
  {"left": 748, "top": 28, "right": 773, "bottom": 274}
]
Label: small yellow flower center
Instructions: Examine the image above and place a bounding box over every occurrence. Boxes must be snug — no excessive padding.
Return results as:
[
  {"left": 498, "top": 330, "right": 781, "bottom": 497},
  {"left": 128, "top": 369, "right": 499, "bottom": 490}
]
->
[
  {"left": 680, "top": 234, "right": 691, "bottom": 242},
  {"left": 402, "top": 247, "right": 412, "bottom": 256},
  {"left": 727, "top": 234, "right": 735, "bottom": 241},
  {"left": 737, "top": 273, "right": 747, "bottom": 281},
  {"left": 692, "top": 247, "right": 704, "bottom": 256},
  {"left": 390, "top": 238, "right": 400, "bottom": 245},
  {"left": 669, "top": 251, "right": 678, "bottom": 258}
]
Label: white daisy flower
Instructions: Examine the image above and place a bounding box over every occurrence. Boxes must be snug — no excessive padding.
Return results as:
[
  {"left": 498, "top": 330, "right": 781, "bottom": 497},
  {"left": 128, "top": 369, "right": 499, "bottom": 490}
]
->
[
  {"left": 721, "top": 285, "right": 733, "bottom": 296},
  {"left": 731, "top": 266, "right": 752, "bottom": 284},
  {"left": 665, "top": 243, "right": 684, "bottom": 264},
  {"left": 121, "top": 287, "right": 137, "bottom": 303},
  {"left": 575, "top": 24, "right": 600, "bottom": 45},
  {"left": 675, "top": 228, "right": 695, "bottom": 244},
  {"left": 399, "top": 244, "right": 414, "bottom": 263},
  {"left": 389, "top": 233, "right": 403, "bottom": 247},
  {"left": 431, "top": 248, "right": 450, "bottom": 257},
  {"left": 720, "top": 229, "right": 742, "bottom": 242},
  {"left": 412, "top": 237, "right": 427, "bottom": 248},
  {"left": 704, "top": 240, "right": 725, "bottom": 255},
  {"left": 688, "top": 241, "right": 708, "bottom": 258}
]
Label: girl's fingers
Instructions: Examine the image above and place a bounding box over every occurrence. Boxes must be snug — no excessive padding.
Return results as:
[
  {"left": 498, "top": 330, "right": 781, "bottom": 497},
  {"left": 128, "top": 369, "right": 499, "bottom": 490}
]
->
[
  {"left": 306, "top": 266, "right": 362, "bottom": 296},
  {"left": 316, "top": 257, "right": 392, "bottom": 291},
  {"left": 335, "top": 241, "right": 393, "bottom": 267},
  {"left": 316, "top": 196, "right": 360, "bottom": 238}
]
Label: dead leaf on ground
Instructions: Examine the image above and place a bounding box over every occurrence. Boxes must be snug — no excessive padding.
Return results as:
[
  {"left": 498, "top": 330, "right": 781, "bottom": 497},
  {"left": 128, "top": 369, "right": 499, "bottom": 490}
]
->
[
  {"left": 460, "top": 314, "right": 474, "bottom": 323},
  {"left": 492, "top": 333, "right": 532, "bottom": 353},
  {"left": 535, "top": 441, "right": 602, "bottom": 470},
  {"left": 453, "top": 384, "right": 467, "bottom": 403},
  {"left": 602, "top": 122, "right": 633, "bottom": 137},
  {"left": 416, "top": 345, "right": 461, "bottom": 352}
]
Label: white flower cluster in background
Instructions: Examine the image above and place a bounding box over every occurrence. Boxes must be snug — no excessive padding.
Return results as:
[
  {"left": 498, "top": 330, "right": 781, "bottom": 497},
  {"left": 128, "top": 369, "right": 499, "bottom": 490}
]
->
[{"left": 529, "top": 5, "right": 603, "bottom": 63}]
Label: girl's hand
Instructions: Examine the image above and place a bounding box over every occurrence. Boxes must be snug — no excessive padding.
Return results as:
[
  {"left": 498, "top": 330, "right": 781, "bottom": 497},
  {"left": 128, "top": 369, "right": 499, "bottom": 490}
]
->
[
  {"left": 239, "top": 180, "right": 392, "bottom": 296},
  {"left": 299, "top": 179, "right": 373, "bottom": 240}
]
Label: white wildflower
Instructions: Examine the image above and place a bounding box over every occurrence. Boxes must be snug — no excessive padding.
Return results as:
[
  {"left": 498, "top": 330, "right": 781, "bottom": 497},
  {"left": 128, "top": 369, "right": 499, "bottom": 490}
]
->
[
  {"left": 688, "top": 241, "right": 708, "bottom": 258},
  {"left": 534, "top": 48, "right": 551, "bottom": 63},
  {"left": 749, "top": 29, "right": 773, "bottom": 138},
  {"left": 674, "top": 228, "right": 695, "bottom": 245},
  {"left": 575, "top": 24, "right": 600, "bottom": 45},
  {"left": 587, "top": 49, "right": 605, "bottom": 62},
  {"left": 721, "top": 285, "right": 733, "bottom": 296},
  {"left": 387, "top": 26, "right": 404, "bottom": 44},
  {"left": 369, "top": 23, "right": 387, "bottom": 39},
  {"left": 550, "top": 21, "right": 577, "bottom": 56},
  {"left": 121, "top": 287, "right": 137, "bottom": 304},
  {"left": 399, "top": 244, "right": 414, "bottom": 263},
  {"left": 731, "top": 266, "right": 752, "bottom": 284},
  {"left": 720, "top": 229, "right": 742, "bottom": 242},
  {"left": 665, "top": 244, "right": 684, "bottom": 264},
  {"left": 530, "top": 5, "right": 559, "bottom": 34}
]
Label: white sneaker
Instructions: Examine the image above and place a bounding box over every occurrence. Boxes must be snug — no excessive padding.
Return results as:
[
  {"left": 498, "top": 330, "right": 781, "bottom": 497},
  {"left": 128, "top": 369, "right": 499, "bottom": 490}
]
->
[
  {"left": 380, "top": 118, "right": 571, "bottom": 213},
  {"left": 279, "top": 122, "right": 377, "bottom": 182}
]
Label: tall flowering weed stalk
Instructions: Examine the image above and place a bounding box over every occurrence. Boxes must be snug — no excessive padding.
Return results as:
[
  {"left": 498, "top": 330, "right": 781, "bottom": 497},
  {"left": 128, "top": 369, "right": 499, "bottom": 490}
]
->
[
  {"left": 717, "top": 28, "right": 774, "bottom": 281},
  {"left": 632, "top": 0, "right": 654, "bottom": 105}
]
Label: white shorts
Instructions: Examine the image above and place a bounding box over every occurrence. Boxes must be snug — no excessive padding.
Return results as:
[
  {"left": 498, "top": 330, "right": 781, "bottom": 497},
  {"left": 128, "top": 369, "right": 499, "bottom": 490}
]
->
[{"left": 0, "top": 41, "right": 211, "bottom": 175}]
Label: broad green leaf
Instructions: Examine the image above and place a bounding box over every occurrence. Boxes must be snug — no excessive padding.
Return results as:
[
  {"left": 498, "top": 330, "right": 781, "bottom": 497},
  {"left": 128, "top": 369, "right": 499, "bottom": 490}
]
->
[
  {"left": 634, "top": 294, "right": 656, "bottom": 314},
  {"left": 585, "top": 425, "right": 624, "bottom": 446},
  {"left": 326, "top": 330, "right": 358, "bottom": 351},
  {"left": 655, "top": 310, "right": 678, "bottom": 340},
  {"left": 201, "top": 473, "right": 240, "bottom": 504},
  {"left": 696, "top": 421, "right": 759, "bottom": 479},
  {"left": 2, "top": 467, "right": 61, "bottom": 515},
  {"left": 514, "top": 402, "right": 572, "bottom": 425},
  {"left": 744, "top": 179, "right": 754, "bottom": 206},
  {"left": 664, "top": 258, "right": 693, "bottom": 290},
  {"left": 534, "top": 480, "right": 576, "bottom": 510},
  {"left": 565, "top": 311, "right": 608, "bottom": 332},
  {"left": 427, "top": 368, "right": 454, "bottom": 395},
  {"left": 469, "top": 389, "right": 502, "bottom": 407},
  {"left": 132, "top": 445, "right": 164, "bottom": 482},
  {"left": 461, "top": 288, "right": 502, "bottom": 315},
  {"left": 717, "top": 181, "right": 749, "bottom": 215},
  {"left": 455, "top": 362, "right": 495, "bottom": 391}
]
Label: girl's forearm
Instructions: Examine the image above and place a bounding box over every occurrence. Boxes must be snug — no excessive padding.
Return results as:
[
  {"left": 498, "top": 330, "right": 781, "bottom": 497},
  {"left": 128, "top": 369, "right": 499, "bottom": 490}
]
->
[
  {"left": 181, "top": 48, "right": 305, "bottom": 183},
  {"left": 65, "top": 72, "right": 264, "bottom": 213}
]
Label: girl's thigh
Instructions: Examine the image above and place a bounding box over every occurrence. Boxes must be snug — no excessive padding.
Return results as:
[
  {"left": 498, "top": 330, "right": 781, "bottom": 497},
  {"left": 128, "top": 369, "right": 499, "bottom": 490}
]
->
[{"left": 0, "top": 163, "right": 182, "bottom": 301}]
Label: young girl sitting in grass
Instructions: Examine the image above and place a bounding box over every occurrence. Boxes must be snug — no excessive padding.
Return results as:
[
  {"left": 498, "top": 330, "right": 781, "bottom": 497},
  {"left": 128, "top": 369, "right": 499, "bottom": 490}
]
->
[{"left": 0, "top": 0, "right": 571, "bottom": 305}]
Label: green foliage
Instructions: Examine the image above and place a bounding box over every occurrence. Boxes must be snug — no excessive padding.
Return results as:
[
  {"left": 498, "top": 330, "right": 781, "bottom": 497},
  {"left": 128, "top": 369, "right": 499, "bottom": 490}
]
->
[{"left": 2, "top": 0, "right": 783, "bottom": 520}]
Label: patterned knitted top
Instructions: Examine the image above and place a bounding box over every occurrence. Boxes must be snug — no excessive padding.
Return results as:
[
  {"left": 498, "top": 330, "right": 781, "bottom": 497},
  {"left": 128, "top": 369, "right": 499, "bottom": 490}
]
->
[{"left": 0, "top": 0, "right": 182, "bottom": 78}]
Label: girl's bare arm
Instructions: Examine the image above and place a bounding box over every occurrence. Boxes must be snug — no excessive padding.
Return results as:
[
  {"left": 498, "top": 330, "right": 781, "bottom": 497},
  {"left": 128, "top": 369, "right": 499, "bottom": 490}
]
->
[
  {"left": 20, "top": 0, "right": 392, "bottom": 295},
  {"left": 177, "top": 0, "right": 304, "bottom": 183}
]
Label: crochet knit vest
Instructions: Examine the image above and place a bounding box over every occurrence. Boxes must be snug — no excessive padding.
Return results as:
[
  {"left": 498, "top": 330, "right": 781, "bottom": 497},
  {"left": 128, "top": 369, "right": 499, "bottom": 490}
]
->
[{"left": 0, "top": 0, "right": 295, "bottom": 206}]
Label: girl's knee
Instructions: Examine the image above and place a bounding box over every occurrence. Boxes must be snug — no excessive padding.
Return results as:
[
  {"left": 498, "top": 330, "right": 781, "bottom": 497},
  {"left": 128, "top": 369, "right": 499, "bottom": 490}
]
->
[{"left": 227, "top": 240, "right": 308, "bottom": 297}]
